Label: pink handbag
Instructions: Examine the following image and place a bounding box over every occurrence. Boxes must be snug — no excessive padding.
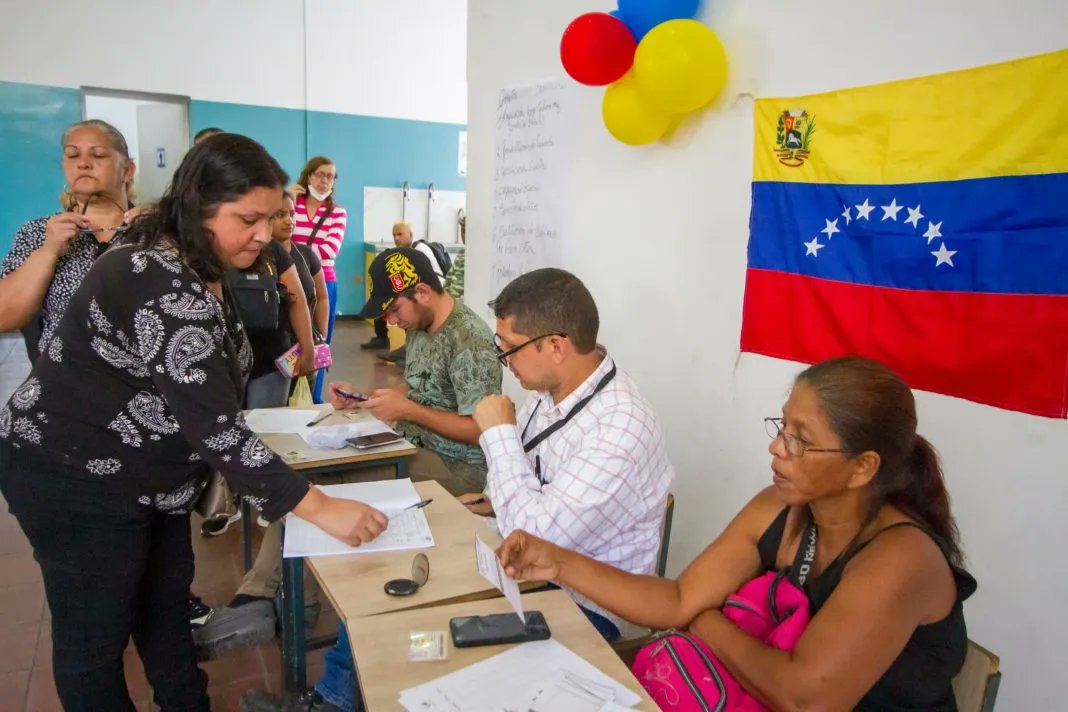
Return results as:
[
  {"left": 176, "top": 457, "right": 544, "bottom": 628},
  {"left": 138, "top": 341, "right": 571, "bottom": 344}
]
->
[{"left": 631, "top": 520, "right": 817, "bottom": 711}]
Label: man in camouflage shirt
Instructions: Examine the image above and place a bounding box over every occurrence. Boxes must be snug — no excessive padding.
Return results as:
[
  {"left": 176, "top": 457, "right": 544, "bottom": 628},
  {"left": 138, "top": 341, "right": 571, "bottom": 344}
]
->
[{"left": 332, "top": 247, "right": 499, "bottom": 493}]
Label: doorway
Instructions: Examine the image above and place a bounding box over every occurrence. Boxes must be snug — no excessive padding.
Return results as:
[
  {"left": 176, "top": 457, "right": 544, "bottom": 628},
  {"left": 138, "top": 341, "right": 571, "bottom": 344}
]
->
[{"left": 82, "top": 88, "right": 190, "bottom": 205}]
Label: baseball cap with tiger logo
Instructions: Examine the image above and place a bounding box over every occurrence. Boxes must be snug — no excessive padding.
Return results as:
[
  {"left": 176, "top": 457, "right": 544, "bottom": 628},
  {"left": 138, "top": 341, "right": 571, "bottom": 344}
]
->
[{"left": 356, "top": 247, "right": 443, "bottom": 318}]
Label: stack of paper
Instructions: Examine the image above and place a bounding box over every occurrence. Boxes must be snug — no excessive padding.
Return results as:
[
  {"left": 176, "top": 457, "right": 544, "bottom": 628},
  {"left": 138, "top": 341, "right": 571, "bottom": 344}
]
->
[
  {"left": 398, "top": 639, "right": 640, "bottom": 711},
  {"left": 245, "top": 408, "right": 322, "bottom": 434},
  {"left": 282, "top": 479, "right": 435, "bottom": 558}
]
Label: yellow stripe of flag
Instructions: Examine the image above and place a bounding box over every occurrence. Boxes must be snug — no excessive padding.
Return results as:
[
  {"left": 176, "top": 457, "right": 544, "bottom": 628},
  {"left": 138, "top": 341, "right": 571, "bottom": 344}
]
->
[{"left": 753, "top": 49, "right": 1068, "bottom": 185}]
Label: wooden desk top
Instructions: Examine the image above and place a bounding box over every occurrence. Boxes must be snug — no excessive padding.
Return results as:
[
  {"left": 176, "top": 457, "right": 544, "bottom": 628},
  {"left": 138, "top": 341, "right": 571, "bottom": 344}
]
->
[
  {"left": 307, "top": 480, "right": 510, "bottom": 622},
  {"left": 347, "top": 589, "right": 658, "bottom": 711},
  {"left": 251, "top": 407, "right": 418, "bottom": 470}
]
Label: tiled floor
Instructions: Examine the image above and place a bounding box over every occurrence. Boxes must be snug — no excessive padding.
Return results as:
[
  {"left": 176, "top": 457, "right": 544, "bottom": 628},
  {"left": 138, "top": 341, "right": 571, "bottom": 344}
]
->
[{"left": 0, "top": 321, "right": 412, "bottom": 711}]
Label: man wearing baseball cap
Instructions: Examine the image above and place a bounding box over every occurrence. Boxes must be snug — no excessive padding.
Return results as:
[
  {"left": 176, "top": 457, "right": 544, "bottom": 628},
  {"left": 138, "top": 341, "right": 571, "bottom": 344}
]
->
[
  {"left": 241, "top": 247, "right": 501, "bottom": 712},
  {"left": 334, "top": 247, "right": 501, "bottom": 494}
]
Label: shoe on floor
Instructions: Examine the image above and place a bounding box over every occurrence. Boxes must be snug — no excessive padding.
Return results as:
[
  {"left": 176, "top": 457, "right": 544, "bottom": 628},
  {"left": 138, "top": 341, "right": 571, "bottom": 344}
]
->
[
  {"left": 193, "top": 599, "right": 276, "bottom": 661},
  {"left": 360, "top": 337, "right": 389, "bottom": 350},
  {"left": 189, "top": 595, "right": 213, "bottom": 630},
  {"left": 240, "top": 689, "right": 343, "bottom": 712}
]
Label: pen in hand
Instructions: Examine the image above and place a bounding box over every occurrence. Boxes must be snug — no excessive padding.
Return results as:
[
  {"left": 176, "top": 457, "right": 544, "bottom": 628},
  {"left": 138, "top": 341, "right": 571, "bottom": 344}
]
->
[{"left": 389, "top": 498, "right": 433, "bottom": 520}]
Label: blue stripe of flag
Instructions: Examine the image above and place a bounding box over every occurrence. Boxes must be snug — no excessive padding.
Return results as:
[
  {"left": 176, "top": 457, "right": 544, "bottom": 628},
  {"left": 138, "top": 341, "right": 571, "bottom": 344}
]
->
[{"left": 748, "top": 173, "right": 1068, "bottom": 295}]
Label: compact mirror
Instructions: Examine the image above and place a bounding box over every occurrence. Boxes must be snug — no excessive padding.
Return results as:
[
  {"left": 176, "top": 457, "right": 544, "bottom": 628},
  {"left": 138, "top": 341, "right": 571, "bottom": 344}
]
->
[{"left": 384, "top": 553, "right": 430, "bottom": 596}]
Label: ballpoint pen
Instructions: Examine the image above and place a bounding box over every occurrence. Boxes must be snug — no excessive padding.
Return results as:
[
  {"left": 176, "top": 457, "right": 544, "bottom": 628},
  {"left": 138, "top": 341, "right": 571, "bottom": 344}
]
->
[
  {"left": 390, "top": 498, "right": 434, "bottom": 519},
  {"left": 306, "top": 410, "right": 333, "bottom": 427}
]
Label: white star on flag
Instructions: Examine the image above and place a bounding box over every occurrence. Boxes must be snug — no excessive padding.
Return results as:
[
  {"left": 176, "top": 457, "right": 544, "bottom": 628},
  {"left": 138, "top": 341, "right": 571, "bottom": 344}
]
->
[
  {"left": 905, "top": 204, "right": 924, "bottom": 228},
  {"left": 931, "top": 242, "right": 957, "bottom": 267},
  {"left": 841, "top": 205, "right": 852, "bottom": 225},
  {"left": 855, "top": 199, "right": 875, "bottom": 220},
  {"left": 804, "top": 237, "right": 825, "bottom": 256},
  {"left": 923, "top": 221, "right": 943, "bottom": 245},
  {"left": 881, "top": 198, "right": 903, "bottom": 221},
  {"left": 821, "top": 219, "right": 840, "bottom": 239}
]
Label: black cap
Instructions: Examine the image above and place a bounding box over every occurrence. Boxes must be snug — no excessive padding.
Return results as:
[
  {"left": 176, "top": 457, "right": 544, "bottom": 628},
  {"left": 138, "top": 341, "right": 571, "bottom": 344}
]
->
[{"left": 356, "top": 247, "right": 442, "bottom": 319}]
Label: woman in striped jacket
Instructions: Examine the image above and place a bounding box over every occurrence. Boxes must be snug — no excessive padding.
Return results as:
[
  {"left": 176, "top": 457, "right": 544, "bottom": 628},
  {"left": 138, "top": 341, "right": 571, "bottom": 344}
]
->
[{"left": 288, "top": 156, "right": 346, "bottom": 401}]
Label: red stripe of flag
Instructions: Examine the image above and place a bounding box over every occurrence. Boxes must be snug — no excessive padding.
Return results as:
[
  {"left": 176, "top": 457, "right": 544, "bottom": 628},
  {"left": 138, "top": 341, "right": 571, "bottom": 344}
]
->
[{"left": 740, "top": 268, "right": 1068, "bottom": 418}]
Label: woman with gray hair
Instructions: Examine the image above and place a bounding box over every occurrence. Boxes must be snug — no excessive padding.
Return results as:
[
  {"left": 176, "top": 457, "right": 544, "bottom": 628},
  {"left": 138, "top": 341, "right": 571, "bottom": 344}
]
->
[{"left": 0, "top": 119, "right": 137, "bottom": 360}]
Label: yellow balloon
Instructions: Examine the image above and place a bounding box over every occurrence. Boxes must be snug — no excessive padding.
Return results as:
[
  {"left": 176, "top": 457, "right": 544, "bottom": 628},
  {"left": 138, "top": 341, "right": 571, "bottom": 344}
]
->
[
  {"left": 602, "top": 72, "right": 674, "bottom": 146},
  {"left": 633, "top": 19, "right": 728, "bottom": 114}
]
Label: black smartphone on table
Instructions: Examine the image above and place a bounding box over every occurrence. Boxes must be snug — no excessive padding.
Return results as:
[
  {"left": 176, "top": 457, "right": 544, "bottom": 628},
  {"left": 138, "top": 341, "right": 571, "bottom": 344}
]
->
[
  {"left": 449, "top": 611, "right": 551, "bottom": 648},
  {"left": 346, "top": 431, "right": 403, "bottom": 449}
]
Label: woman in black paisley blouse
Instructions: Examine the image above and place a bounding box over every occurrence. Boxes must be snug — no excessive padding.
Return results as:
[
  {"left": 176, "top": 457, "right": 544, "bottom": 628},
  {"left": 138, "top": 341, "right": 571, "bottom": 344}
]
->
[
  {"left": 0, "top": 134, "right": 389, "bottom": 712},
  {"left": 0, "top": 119, "right": 138, "bottom": 362}
]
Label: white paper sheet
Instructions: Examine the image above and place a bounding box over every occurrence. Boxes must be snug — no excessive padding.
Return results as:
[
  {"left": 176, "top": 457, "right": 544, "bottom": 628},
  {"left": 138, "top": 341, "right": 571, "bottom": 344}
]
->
[
  {"left": 299, "top": 419, "right": 396, "bottom": 449},
  {"left": 474, "top": 537, "right": 524, "bottom": 622},
  {"left": 282, "top": 480, "right": 435, "bottom": 558},
  {"left": 245, "top": 408, "right": 323, "bottom": 434},
  {"left": 398, "top": 639, "right": 640, "bottom": 712}
]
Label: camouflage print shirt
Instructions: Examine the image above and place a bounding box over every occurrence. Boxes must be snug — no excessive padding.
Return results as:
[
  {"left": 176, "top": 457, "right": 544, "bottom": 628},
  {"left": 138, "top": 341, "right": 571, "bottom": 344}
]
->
[
  {"left": 397, "top": 298, "right": 500, "bottom": 490},
  {"left": 443, "top": 249, "right": 465, "bottom": 300}
]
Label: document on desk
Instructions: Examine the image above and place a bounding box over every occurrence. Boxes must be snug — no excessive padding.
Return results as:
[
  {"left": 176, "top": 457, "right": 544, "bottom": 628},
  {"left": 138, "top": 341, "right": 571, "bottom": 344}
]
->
[
  {"left": 474, "top": 537, "right": 525, "bottom": 622},
  {"left": 398, "top": 638, "right": 640, "bottom": 711},
  {"left": 282, "top": 479, "right": 435, "bottom": 558},
  {"left": 245, "top": 408, "right": 322, "bottom": 434}
]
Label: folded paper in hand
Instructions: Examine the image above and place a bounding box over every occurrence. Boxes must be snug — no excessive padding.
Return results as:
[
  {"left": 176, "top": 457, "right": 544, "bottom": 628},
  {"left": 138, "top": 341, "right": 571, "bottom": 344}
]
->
[{"left": 474, "top": 537, "right": 525, "bottom": 622}]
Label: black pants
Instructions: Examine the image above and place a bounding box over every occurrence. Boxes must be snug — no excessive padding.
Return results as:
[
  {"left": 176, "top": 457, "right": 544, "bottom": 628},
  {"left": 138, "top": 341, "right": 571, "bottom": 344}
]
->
[
  {"left": 0, "top": 443, "right": 209, "bottom": 711},
  {"left": 374, "top": 316, "right": 388, "bottom": 340}
]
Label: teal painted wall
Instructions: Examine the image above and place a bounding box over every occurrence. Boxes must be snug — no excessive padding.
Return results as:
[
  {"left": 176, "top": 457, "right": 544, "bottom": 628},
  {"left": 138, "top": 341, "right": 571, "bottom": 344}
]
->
[
  {"left": 191, "top": 102, "right": 467, "bottom": 315},
  {"left": 0, "top": 82, "right": 83, "bottom": 255},
  {"left": 1, "top": 82, "right": 466, "bottom": 317}
]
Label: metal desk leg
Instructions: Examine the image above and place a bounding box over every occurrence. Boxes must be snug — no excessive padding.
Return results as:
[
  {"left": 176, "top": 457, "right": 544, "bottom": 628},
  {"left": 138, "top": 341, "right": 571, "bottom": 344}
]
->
[
  {"left": 395, "top": 457, "right": 409, "bottom": 480},
  {"left": 241, "top": 498, "right": 253, "bottom": 572},
  {"left": 280, "top": 521, "right": 307, "bottom": 692}
]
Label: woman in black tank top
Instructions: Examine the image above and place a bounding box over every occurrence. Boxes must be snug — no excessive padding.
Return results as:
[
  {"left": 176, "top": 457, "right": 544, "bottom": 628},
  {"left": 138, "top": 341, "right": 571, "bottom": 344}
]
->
[{"left": 497, "top": 356, "right": 975, "bottom": 711}]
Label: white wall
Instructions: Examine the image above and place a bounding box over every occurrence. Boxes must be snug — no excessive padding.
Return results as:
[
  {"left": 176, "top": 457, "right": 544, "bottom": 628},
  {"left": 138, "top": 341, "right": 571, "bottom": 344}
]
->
[
  {"left": 466, "top": 1, "right": 1068, "bottom": 709},
  {"left": 0, "top": 0, "right": 304, "bottom": 108},
  {"left": 0, "top": 0, "right": 467, "bottom": 123},
  {"left": 307, "top": 0, "right": 467, "bottom": 123}
]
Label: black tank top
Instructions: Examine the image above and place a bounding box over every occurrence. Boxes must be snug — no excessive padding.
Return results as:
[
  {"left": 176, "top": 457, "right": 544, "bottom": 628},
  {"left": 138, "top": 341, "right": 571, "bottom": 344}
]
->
[{"left": 757, "top": 508, "right": 977, "bottom": 711}]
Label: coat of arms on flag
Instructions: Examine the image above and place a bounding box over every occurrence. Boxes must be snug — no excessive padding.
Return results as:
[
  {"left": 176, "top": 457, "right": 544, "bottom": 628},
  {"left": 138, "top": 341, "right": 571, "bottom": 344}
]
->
[{"left": 741, "top": 49, "right": 1068, "bottom": 418}]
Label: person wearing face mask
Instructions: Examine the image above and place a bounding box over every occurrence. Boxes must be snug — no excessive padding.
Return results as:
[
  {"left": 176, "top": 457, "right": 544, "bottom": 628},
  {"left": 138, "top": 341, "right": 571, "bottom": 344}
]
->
[
  {"left": 0, "top": 134, "right": 389, "bottom": 711},
  {"left": 288, "top": 157, "right": 346, "bottom": 402},
  {"left": 0, "top": 120, "right": 137, "bottom": 363}
]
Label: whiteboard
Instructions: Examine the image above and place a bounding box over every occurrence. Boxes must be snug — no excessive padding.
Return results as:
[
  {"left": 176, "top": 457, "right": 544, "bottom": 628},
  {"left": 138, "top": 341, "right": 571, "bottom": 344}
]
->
[
  {"left": 490, "top": 79, "right": 577, "bottom": 295},
  {"left": 364, "top": 186, "right": 466, "bottom": 247}
]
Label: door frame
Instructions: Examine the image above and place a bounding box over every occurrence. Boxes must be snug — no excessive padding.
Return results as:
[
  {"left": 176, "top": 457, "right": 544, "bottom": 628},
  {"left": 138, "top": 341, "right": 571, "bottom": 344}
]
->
[{"left": 79, "top": 86, "right": 191, "bottom": 140}]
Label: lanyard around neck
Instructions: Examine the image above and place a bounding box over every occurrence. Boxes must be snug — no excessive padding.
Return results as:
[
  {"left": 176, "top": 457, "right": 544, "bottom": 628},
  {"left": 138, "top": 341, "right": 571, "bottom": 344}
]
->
[{"left": 520, "top": 362, "right": 617, "bottom": 454}]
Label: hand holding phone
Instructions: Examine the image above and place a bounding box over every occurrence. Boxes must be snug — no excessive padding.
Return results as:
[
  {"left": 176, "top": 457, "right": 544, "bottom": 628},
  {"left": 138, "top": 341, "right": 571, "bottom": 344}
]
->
[{"left": 329, "top": 382, "right": 368, "bottom": 410}]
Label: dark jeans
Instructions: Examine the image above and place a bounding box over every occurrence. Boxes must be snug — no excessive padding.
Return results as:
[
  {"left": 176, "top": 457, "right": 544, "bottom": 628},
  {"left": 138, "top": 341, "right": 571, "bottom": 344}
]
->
[
  {"left": 373, "top": 316, "right": 388, "bottom": 340},
  {"left": 0, "top": 442, "right": 209, "bottom": 711}
]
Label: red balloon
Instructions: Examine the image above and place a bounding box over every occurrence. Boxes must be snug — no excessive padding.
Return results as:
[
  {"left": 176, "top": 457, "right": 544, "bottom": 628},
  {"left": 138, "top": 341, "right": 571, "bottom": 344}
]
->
[{"left": 560, "top": 13, "right": 637, "bottom": 86}]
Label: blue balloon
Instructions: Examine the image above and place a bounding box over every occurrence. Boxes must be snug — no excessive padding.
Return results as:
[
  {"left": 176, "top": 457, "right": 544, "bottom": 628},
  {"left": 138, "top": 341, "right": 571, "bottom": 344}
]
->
[
  {"left": 609, "top": 9, "right": 622, "bottom": 19},
  {"left": 618, "top": 0, "right": 702, "bottom": 40}
]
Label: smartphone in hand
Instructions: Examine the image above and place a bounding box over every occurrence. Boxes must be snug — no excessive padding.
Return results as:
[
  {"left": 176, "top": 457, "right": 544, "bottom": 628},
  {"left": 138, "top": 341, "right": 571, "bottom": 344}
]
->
[{"left": 335, "top": 387, "right": 369, "bottom": 402}]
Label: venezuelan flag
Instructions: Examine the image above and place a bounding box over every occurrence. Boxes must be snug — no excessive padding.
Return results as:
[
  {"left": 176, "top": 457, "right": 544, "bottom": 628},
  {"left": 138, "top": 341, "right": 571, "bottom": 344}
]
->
[{"left": 741, "top": 49, "right": 1068, "bottom": 418}]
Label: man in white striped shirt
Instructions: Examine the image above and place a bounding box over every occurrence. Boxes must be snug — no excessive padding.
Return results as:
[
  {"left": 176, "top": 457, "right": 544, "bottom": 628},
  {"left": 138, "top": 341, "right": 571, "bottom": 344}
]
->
[{"left": 459, "top": 268, "right": 676, "bottom": 640}]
